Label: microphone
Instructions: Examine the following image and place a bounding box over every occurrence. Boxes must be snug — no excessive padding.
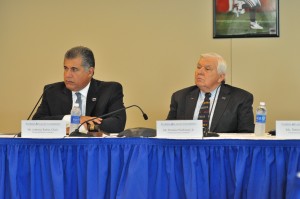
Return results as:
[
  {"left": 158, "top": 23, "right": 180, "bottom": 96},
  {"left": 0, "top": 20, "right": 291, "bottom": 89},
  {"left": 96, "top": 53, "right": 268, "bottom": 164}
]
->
[
  {"left": 69, "top": 105, "right": 148, "bottom": 137},
  {"left": 16, "top": 85, "right": 53, "bottom": 137}
]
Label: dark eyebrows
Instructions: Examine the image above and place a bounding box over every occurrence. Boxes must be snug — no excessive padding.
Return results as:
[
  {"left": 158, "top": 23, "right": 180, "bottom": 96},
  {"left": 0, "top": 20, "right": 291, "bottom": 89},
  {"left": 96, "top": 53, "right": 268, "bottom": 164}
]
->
[{"left": 64, "top": 65, "right": 80, "bottom": 71}]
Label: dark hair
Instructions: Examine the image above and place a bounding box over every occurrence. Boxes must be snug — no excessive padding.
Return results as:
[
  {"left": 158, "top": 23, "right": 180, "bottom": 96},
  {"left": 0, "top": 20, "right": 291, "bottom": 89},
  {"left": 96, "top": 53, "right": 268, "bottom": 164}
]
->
[{"left": 64, "top": 46, "right": 95, "bottom": 69}]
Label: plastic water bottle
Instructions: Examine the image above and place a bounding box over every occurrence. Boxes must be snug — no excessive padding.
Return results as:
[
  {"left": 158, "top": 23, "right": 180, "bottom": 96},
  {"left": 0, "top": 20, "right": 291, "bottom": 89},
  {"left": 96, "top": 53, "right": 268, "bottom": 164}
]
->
[
  {"left": 254, "top": 102, "right": 267, "bottom": 136},
  {"left": 70, "top": 103, "right": 81, "bottom": 134}
]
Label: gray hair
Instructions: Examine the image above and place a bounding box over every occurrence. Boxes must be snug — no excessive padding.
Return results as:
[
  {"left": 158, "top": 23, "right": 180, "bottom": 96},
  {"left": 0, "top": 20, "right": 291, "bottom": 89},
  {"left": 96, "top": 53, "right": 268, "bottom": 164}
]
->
[
  {"left": 200, "top": 52, "right": 227, "bottom": 75},
  {"left": 65, "top": 46, "right": 95, "bottom": 71}
]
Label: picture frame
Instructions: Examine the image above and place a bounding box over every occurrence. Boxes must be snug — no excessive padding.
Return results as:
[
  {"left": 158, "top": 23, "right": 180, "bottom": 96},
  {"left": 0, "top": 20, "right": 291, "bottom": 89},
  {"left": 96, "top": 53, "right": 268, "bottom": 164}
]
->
[{"left": 213, "top": 0, "right": 279, "bottom": 38}]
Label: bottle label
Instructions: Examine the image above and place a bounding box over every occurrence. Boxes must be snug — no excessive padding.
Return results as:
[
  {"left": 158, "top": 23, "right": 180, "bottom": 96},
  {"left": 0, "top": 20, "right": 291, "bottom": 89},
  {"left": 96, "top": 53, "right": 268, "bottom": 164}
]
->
[
  {"left": 71, "top": 116, "right": 80, "bottom": 124},
  {"left": 256, "top": 115, "right": 266, "bottom": 123}
]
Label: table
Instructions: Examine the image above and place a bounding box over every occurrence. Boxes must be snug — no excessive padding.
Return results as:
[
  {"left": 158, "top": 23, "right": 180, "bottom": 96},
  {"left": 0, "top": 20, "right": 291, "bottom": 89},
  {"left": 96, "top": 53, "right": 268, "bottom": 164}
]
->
[{"left": 0, "top": 136, "right": 300, "bottom": 199}]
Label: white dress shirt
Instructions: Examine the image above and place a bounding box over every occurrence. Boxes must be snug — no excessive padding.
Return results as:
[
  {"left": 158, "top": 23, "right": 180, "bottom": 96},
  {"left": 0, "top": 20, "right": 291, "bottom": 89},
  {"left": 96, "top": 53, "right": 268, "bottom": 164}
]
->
[
  {"left": 193, "top": 86, "right": 221, "bottom": 129},
  {"left": 63, "top": 82, "right": 91, "bottom": 132}
]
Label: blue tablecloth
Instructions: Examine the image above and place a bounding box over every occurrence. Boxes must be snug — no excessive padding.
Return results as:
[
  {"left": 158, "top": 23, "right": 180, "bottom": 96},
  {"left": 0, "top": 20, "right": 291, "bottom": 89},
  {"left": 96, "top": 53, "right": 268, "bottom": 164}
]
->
[{"left": 0, "top": 138, "right": 300, "bottom": 199}]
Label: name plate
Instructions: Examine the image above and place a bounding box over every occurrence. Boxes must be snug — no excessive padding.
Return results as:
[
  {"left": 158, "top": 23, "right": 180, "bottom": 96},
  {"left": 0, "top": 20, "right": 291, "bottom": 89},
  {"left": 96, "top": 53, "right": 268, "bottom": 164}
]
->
[
  {"left": 276, "top": 121, "right": 300, "bottom": 139},
  {"left": 156, "top": 120, "right": 203, "bottom": 139},
  {"left": 21, "top": 120, "right": 66, "bottom": 138}
]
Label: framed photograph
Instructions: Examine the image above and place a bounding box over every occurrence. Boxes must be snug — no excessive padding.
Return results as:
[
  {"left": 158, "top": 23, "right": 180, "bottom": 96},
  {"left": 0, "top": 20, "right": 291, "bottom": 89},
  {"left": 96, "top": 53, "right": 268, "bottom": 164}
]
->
[{"left": 213, "top": 0, "right": 279, "bottom": 38}]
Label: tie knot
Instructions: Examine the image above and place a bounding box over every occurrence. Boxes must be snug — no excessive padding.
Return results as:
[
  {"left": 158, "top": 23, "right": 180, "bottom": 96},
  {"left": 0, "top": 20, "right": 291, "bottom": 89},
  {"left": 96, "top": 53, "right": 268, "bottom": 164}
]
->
[
  {"left": 75, "top": 92, "right": 81, "bottom": 98},
  {"left": 205, "top": 92, "right": 211, "bottom": 99}
]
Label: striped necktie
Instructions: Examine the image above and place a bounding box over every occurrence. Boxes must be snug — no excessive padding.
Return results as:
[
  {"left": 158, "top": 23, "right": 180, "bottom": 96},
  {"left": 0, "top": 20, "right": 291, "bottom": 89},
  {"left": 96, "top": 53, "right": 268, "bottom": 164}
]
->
[{"left": 198, "top": 92, "right": 211, "bottom": 133}]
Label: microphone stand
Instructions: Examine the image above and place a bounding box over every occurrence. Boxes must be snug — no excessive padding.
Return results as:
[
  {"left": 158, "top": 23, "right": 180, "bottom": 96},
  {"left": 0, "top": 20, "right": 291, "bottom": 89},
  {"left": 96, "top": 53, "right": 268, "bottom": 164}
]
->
[
  {"left": 16, "top": 85, "right": 52, "bottom": 137},
  {"left": 202, "top": 85, "right": 220, "bottom": 138},
  {"left": 69, "top": 105, "right": 148, "bottom": 137}
]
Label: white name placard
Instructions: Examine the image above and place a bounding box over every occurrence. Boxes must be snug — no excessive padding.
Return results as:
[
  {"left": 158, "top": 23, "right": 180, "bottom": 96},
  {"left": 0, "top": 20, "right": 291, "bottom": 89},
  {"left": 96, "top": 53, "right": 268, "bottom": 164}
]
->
[
  {"left": 21, "top": 120, "right": 66, "bottom": 138},
  {"left": 276, "top": 121, "right": 300, "bottom": 139},
  {"left": 156, "top": 120, "right": 203, "bottom": 139}
]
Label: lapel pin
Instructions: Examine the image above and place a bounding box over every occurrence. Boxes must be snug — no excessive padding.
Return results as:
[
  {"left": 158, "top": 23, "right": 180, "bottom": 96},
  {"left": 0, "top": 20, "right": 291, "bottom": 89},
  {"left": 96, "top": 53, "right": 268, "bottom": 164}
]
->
[{"left": 92, "top": 98, "right": 97, "bottom": 101}]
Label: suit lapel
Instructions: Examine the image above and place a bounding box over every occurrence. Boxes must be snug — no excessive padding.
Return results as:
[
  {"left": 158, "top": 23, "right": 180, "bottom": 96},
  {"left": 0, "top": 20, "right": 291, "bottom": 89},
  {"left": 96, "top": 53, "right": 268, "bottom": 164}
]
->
[
  {"left": 62, "top": 86, "right": 72, "bottom": 114},
  {"left": 86, "top": 79, "right": 98, "bottom": 116},
  {"left": 210, "top": 85, "right": 231, "bottom": 132},
  {"left": 185, "top": 87, "right": 199, "bottom": 119}
]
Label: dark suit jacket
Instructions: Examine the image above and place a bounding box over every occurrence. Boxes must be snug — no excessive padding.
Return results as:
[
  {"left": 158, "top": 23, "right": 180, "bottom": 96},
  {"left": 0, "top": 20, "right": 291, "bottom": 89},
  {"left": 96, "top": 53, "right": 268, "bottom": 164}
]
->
[
  {"left": 167, "top": 84, "right": 254, "bottom": 133},
  {"left": 32, "top": 79, "right": 126, "bottom": 133}
]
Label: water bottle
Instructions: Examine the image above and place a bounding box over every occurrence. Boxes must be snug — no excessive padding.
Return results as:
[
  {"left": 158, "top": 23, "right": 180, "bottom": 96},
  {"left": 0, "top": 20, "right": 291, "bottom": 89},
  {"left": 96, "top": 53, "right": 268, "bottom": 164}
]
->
[
  {"left": 69, "top": 103, "right": 81, "bottom": 134},
  {"left": 254, "top": 102, "right": 267, "bottom": 136}
]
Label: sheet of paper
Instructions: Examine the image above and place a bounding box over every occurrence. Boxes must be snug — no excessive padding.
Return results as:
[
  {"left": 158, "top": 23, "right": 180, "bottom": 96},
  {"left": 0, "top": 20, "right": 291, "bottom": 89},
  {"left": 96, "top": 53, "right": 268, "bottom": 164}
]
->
[
  {"left": 21, "top": 120, "right": 66, "bottom": 138},
  {"left": 156, "top": 120, "right": 203, "bottom": 139}
]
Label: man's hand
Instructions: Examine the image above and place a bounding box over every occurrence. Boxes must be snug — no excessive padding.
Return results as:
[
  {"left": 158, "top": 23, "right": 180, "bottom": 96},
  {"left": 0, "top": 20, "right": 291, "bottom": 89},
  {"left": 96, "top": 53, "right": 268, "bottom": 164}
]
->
[{"left": 80, "top": 116, "right": 102, "bottom": 129}]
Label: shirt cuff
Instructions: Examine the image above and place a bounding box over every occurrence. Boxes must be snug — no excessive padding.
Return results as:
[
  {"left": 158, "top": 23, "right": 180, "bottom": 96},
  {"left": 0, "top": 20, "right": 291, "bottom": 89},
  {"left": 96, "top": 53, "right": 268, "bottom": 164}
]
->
[{"left": 63, "top": 115, "right": 71, "bottom": 127}]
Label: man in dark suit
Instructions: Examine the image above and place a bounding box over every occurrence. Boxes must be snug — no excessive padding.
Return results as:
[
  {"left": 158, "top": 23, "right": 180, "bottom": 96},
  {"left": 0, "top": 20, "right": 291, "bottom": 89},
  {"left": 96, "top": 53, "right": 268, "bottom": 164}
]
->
[
  {"left": 33, "top": 46, "right": 126, "bottom": 134},
  {"left": 167, "top": 53, "right": 254, "bottom": 133}
]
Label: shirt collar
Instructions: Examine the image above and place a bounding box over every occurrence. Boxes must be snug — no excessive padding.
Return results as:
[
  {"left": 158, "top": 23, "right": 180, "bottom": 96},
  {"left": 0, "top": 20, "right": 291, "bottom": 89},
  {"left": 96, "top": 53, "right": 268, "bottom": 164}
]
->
[
  {"left": 200, "top": 85, "right": 220, "bottom": 99},
  {"left": 72, "top": 82, "right": 91, "bottom": 98}
]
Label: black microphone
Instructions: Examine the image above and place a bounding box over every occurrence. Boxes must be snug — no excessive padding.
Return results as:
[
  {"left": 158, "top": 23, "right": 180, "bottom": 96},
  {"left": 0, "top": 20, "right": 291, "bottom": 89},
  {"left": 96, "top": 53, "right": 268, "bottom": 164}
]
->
[
  {"left": 16, "top": 85, "right": 53, "bottom": 137},
  {"left": 69, "top": 105, "right": 148, "bottom": 137}
]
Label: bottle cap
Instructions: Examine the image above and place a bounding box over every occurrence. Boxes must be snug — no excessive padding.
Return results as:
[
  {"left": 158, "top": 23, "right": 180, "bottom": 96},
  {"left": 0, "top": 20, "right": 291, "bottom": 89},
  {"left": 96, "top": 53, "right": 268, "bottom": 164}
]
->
[{"left": 260, "top": 102, "right": 266, "bottom": 106}]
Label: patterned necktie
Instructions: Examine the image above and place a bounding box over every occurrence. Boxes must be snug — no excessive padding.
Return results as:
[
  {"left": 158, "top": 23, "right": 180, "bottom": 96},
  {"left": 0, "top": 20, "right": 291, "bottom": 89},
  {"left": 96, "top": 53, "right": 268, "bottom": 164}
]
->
[
  {"left": 75, "top": 92, "right": 82, "bottom": 115},
  {"left": 198, "top": 92, "right": 211, "bottom": 133}
]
